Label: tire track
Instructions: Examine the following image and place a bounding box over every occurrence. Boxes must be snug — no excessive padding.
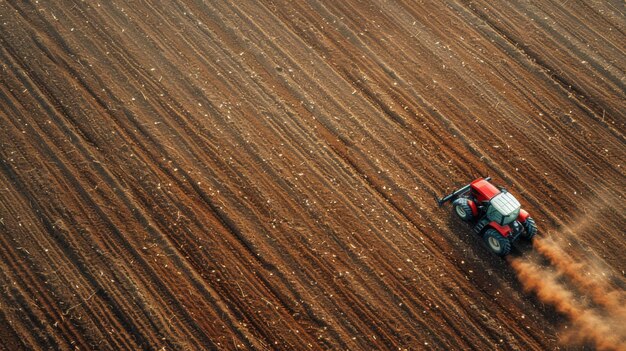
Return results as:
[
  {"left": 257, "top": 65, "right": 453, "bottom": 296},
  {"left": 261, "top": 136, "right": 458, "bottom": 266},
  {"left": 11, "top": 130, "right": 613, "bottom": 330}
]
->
[
  {"left": 2, "top": 2, "right": 336, "bottom": 350},
  {"left": 0, "top": 30, "right": 231, "bottom": 348}
]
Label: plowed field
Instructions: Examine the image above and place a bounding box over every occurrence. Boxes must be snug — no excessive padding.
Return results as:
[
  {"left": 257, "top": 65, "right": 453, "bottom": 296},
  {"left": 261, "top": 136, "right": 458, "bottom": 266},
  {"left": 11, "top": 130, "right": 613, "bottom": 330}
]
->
[{"left": 1, "top": 1, "right": 624, "bottom": 350}]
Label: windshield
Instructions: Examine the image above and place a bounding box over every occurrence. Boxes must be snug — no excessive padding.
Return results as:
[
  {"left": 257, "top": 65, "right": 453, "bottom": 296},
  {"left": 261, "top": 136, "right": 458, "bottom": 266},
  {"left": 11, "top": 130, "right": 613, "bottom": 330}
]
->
[{"left": 488, "top": 192, "right": 521, "bottom": 225}]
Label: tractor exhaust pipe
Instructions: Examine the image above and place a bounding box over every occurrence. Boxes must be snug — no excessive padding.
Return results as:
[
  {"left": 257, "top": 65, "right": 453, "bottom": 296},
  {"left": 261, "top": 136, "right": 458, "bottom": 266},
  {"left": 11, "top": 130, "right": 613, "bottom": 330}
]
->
[{"left": 436, "top": 176, "right": 491, "bottom": 206}]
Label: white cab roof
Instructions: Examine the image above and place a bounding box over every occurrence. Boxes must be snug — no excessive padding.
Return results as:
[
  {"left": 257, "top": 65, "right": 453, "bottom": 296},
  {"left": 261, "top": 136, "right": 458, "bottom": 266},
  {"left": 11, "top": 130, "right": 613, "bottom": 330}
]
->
[{"left": 491, "top": 192, "right": 521, "bottom": 215}]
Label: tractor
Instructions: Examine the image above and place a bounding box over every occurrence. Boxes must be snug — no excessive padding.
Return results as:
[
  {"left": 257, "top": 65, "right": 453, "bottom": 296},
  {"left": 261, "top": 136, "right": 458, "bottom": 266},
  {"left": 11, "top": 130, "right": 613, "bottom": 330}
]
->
[{"left": 437, "top": 177, "right": 537, "bottom": 256}]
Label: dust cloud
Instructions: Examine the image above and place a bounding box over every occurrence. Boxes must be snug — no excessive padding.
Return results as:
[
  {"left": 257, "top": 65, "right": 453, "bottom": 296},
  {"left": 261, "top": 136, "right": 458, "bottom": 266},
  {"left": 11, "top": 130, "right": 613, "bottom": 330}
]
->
[{"left": 508, "top": 238, "right": 625, "bottom": 350}]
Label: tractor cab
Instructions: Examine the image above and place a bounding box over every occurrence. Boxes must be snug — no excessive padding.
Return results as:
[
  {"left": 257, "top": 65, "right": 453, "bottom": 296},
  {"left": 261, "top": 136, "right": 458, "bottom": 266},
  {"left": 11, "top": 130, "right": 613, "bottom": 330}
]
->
[{"left": 486, "top": 192, "right": 521, "bottom": 226}]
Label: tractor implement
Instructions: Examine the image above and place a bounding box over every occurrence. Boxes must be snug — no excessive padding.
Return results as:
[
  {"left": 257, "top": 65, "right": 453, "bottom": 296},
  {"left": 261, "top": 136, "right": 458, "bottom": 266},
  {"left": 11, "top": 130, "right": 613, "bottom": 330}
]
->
[{"left": 437, "top": 177, "right": 491, "bottom": 206}]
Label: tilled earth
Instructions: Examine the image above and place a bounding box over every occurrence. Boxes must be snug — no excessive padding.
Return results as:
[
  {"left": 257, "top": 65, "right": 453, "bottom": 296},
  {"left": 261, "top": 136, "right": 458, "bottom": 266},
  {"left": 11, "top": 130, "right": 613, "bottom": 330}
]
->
[{"left": 0, "top": 1, "right": 624, "bottom": 350}]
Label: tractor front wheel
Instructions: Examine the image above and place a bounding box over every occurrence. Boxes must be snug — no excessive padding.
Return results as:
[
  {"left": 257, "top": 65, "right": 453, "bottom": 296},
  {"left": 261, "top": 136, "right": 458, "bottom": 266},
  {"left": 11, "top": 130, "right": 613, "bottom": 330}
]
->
[
  {"left": 452, "top": 198, "right": 474, "bottom": 221},
  {"left": 522, "top": 217, "right": 537, "bottom": 240},
  {"left": 483, "top": 229, "right": 511, "bottom": 256}
]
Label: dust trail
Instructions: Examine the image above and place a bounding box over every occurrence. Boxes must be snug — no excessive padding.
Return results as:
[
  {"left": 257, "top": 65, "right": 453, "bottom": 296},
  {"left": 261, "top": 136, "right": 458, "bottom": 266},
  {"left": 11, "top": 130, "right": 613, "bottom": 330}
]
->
[
  {"left": 533, "top": 238, "right": 626, "bottom": 318},
  {"left": 508, "top": 247, "right": 626, "bottom": 351}
]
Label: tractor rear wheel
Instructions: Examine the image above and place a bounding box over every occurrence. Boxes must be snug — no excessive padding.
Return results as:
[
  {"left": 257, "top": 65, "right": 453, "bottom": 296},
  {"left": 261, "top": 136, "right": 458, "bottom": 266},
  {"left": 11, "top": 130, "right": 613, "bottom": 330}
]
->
[
  {"left": 452, "top": 198, "right": 474, "bottom": 221},
  {"left": 483, "top": 229, "right": 511, "bottom": 256},
  {"left": 522, "top": 217, "right": 537, "bottom": 240}
]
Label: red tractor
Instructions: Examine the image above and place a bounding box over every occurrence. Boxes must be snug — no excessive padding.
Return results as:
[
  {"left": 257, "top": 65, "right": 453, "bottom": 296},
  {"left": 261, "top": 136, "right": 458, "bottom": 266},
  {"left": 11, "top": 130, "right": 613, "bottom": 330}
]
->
[{"left": 437, "top": 177, "right": 537, "bottom": 256}]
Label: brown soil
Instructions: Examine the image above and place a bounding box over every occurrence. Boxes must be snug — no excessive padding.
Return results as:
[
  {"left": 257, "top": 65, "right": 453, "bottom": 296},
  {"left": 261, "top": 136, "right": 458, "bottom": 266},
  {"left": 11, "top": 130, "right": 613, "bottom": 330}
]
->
[{"left": 0, "top": 1, "right": 624, "bottom": 350}]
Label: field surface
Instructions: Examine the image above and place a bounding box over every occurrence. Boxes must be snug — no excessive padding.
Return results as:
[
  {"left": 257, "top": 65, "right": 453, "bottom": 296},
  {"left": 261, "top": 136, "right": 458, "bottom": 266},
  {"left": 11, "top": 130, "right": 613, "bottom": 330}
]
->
[{"left": 0, "top": 0, "right": 624, "bottom": 350}]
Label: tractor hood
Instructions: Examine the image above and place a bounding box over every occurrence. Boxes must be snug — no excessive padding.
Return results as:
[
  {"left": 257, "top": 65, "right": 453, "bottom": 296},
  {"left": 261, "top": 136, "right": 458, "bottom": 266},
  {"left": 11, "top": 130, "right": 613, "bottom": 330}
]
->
[
  {"left": 488, "top": 192, "right": 521, "bottom": 225},
  {"left": 470, "top": 178, "right": 500, "bottom": 202}
]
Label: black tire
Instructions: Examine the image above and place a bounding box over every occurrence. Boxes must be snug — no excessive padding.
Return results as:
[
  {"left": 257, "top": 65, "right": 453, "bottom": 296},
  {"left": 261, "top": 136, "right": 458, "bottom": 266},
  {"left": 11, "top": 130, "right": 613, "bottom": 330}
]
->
[
  {"left": 483, "top": 228, "right": 511, "bottom": 256},
  {"left": 522, "top": 217, "right": 537, "bottom": 240},
  {"left": 452, "top": 198, "right": 474, "bottom": 221}
]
